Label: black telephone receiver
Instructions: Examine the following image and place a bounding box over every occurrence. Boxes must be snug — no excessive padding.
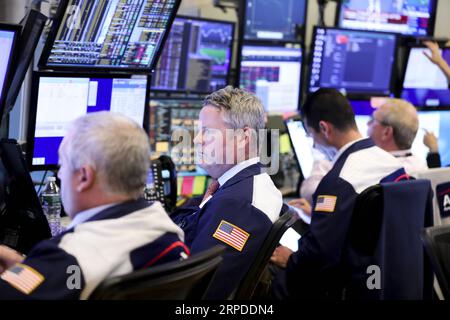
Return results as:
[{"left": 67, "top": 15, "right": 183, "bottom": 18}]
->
[{"left": 145, "top": 155, "right": 177, "bottom": 213}]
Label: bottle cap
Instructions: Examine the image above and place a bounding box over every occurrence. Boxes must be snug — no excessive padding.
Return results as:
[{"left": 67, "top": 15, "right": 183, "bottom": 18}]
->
[{"left": 47, "top": 177, "right": 56, "bottom": 182}]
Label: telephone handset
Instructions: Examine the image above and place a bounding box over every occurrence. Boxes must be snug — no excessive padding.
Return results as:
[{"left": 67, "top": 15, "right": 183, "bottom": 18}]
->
[{"left": 144, "top": 155, "right": 177, "bottom": 213}]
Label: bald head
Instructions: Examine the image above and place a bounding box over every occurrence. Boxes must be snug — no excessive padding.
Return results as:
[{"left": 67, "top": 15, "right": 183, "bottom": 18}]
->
[{"left": 377, "top": 99, "right": 419, "bottom": 150}]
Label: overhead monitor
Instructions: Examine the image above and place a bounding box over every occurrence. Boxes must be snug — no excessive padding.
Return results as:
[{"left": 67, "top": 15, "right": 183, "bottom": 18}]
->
[
  {"left": 336, "top": 0, "right": 438, "bottom": 36},
  {"left": 243, "top": 0, "right": 307, "bottom": 41},
  {"left": 27, "top": 72, "right": 149, "bottom": 170},
  {"left": 149, "top": 98, "right": 202, "bottom": 172},
  {"left": 308, "top": 27, "right": 397, "bottom": 98},
  {"left": 0, "top": 24, "right": 20, "bottom": 116},
  {"left": 401, "top": 46, "right": 450, "bottom": 109},
  {"left": 151, "top": 16, "right": 234, "bottom": 93},
  {"left": 3, "top": 10, "right": 47, "bottom": 121},
  {"left": 39, "top": 0, "right": 181, "bottom": 72},
  {"left": 239, "top": 44, "right": 302, "bottom": 112}
]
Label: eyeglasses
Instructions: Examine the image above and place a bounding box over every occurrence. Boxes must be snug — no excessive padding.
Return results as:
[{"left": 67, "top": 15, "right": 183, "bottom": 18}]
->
[{"left": 368, "top": 115, "right": 389, "bottom": 127}]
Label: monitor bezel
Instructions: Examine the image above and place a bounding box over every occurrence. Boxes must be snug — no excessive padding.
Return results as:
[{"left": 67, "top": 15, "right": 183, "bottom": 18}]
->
[
  {"left": 284, "top": 117, "right": 310, "bottom": 182},
  {"left": 38, "top": 0, "right": 182, "bottom": 74},
  {"left": 150, "top": 14, "right": 236, "bottom": 95},
  {"left": 334, "top": 0, "right": 438, "bottom": 37},
  {"left": 0, "top": 23, "right": 21, "bottom": 121},
  {"left": 26, "top": 71, "right": 151, "bottom": 171},
  {"left": 242, "top": 0, "right": 308, "bottom": 43},
  {"left": 237, "top": 40, "right": 304, "bottom": 113},
  {"left": 400, "top": 44, "right": 450, "bottom": 110},
  {"left": 307, "top": 26, "right": 399, "bottom": 100}
]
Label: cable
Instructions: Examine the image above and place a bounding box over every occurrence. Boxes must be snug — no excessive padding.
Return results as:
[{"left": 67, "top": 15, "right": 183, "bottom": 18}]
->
[{"left": 36, "top": 170, "right": 48, "bottom": 196}]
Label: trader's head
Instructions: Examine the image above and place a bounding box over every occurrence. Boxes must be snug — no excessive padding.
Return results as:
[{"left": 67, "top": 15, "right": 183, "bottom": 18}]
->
[
  {"left": 58, "top": 112, "right": 150, "bottom": 218},
  {"left": 194, "top": 86, "right": 265, "bottom": 179},
  {"left": 367, "top": 98, "right": 419, "bottom": 152},
  {"left": 301, "top": 88, "right": 359, "bottom": 160}
]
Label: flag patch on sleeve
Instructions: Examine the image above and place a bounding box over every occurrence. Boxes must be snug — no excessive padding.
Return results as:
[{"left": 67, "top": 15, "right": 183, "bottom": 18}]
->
[
  {"left": 314, "top": 195, "right": 337, "bottom": 212},
  {"left": 213, "top": 220, "right": 250, "bottom": 252},
  {"left": 0, "top": 263, "right": 44, "bottom": 294}
]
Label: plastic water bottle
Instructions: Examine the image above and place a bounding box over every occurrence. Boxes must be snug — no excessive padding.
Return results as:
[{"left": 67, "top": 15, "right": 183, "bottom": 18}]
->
[{"left": 41, "top": 177, "right": 62, "bottom": 236}]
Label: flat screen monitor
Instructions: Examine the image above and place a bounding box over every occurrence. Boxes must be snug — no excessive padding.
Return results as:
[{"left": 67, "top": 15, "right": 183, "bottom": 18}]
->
[
  {"left": 401, "top": 46, "right": 450, "bottom": 109},
  {"left": 336, "top": 0, "right": 437, "bottom": 36},
  {"left": 39, "top": 0, "right": 181, "bottom": 72},
  {"left": 354, "top": 111, "right": 450, "bottom": 167},
  {"left": 308, "top": 27, "right": 397, "bottom": 98},
  {"left": 243, "top": 0, "right": 307, "bottom": 42},
  {"left": 151, "top": 16, "right": 234, "bottom": 93},
  {"left": 285, "top": 118, "right": 315, "bottom": 180},
  {"left": 3, "top": 10, "right": 47, "bottom": 120},
  {"left": 27, "top": 72, "right": 149, "bottom": 170},
  {"left": 149, "top": 98, "right": 203, "bottom": 172},
  {"left": 239, "top": 44, "right": 302, "bottom": 112},
  {"left": 0, "top": 24, "right": 20, "bottom": 117}
]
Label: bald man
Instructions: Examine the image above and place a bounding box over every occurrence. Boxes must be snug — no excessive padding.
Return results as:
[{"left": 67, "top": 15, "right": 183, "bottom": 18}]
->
[{"left": 367, "top": 98, "right": 428, "bottom": 175}]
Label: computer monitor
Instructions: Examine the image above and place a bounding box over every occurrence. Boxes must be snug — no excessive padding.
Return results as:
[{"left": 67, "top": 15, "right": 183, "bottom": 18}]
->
[
  {"left": 308, "top": 27, "right": 397, "bottom": 98},
  {"left": 0, "top": 24, "right": 20, "bottom": 118},
  {"left": 401, "top": 46, "right": 450, "bottom": 109},
  {"left": 148, "top": 98, "right": 203, "bottom": 172},
  {"left": 285, "top": 118, "right": 315, "bottom": 180},
  {"left": 239, "top": 43, "right": 302, "bottom": 112},
  {"left": 243, "top": 0, "right": 307, "bottom": 42},
  {"left": 354, "top": 111, "right": 450, "bottom": 167},
  {"left": 3, "top": 10, "right": 47, "bottom": 120},
  {"left": 151, "top": 16, "right": 234, "bottom": 93},
  {"left": 0, "top": 139, "right": 51, "bottom": 254},
  {"left": 27, "top": 72, "right": 149, "bottom": 170},
  {"left": 336, "top": 0, "right": 438, "bottom": 36},
  {"left": 39, "top": 0, "right": 181, "bottom": 72}
]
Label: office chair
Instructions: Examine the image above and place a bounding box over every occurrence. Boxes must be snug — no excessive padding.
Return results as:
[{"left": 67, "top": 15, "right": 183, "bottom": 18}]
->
[
  {"left": 231, "top": 204, "right": 300, "bottom": 299},
  {"left": 89, "top": 245, "right": 226, "bottom": 300},
  {"left": 346, "top": 179, "right": 434, "bottom": 300},
  {"left": 421, "top": 225, "right": 450, "bottom": 300}
]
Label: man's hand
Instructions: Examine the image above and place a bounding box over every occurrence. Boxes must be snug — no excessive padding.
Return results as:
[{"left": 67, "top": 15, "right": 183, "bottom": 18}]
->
[
  {"left": 423, "top": 130, "right": 439, "bottom": 153},
  {"left": 288, "top": 198, "right": 312, "bottom": 216},
  {"left": 423, "top": 41, "right": 445, "bottom": 66},
  {"left": 270, "top": 245, "right": 293, "bottom": 268},
  {"left": 0, "top": 245, "right": 25, "bottom": 274}
]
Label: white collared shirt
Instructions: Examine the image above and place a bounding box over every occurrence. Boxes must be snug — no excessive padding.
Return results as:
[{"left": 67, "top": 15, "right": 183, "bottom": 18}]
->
[
  {"left": 332, "top": 138, "right": 366, "bottom": 165},
  {"left": 66, "top": 203, "right": 118, "bottom": 230},
  {"left": 217, "top": 157, "right": 260, "bottom": 186}
]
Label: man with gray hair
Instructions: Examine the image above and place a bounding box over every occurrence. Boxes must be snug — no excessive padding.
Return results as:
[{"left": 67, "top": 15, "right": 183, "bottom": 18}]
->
[
  {"left": 0, "top": 112, "right": 188, "bottom": 299},
  {"left": 367, "top": 98, "right": 428, "bottom": 175},
  {"left": 171, "top": 86, "right": 283, "bottom": 299}
]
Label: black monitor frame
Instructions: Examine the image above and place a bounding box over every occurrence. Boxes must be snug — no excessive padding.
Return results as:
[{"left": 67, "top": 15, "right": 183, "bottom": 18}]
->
[
  {"left": 3, "top": 10, "right": 47, "bottom": 123},
  {"left": 0, "top": 23, "right": 21, "bottom": 122},
  {"left": 307, "top": 26, "right": 399, "bottom": 100},
  {"left": 240, "top": 0, "right": 308, "bottom": 43},
  {"left": 27, "top": 71, "right": 151, "bottom": 171},
  {"left": 150, "top": 14, "right": 235, "bottom": 95},
  {"left": 38, "top": 0, "right": 181, "bottom": 74},
  {"left": 0, "top": 139, "right": 51, "bottom": 254},
  {"left": 236, "top": 40, "right": 304, "bottom": 112},
  {"left": 399, "top": 44, "right": 450, "bottom": 110},
  {"left": 334, "top": 0, "right": 438, "bottom": 37}
]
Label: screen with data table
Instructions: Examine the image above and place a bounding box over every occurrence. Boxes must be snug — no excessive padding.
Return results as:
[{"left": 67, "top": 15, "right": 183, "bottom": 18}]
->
[
  {"left": 40, "top": 0, "right": 180, "bottom": 71},
  {"left": 308, "top": 27, "right": 397, "bottom": 98},
  {"left": 27, "top": 73, "right": 148, "bottom": 169},
  {"left": 151, "top": 16, "right": 234, "bottom": 93}
]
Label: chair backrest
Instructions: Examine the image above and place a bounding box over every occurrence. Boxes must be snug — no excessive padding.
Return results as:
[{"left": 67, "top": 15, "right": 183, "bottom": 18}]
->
[
  {"left": 415, "top": 167, "right": 450, "bottom": 226},
  {"left": 421, "top": 225, "right": 450, "bottom": 300},
  {"left": 231, "top": 204, "right": 299, "bottom": 299},
  {"left": 346, "top": 179, "right": 434, "bottom": 300},
  {"left": 89, "top": 245, "right": 226, "bottom": 300}
]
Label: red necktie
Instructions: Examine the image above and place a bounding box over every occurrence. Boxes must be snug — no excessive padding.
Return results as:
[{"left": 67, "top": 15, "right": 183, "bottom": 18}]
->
[{"left": 202, "top": 179, "right": 220, "bottom": 202}]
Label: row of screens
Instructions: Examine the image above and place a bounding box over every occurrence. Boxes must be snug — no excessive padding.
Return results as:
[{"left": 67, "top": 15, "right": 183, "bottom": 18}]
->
[
  {"left": 286, "top": 111, "right": 450, "bottom": 182},
  {"left": 241, "top": 0, "right": 437, "bottom": 42}
]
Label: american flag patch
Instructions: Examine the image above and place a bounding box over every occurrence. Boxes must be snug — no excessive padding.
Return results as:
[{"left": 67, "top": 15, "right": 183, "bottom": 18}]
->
[
  {"left": 314, "top": 195, "right": 337, "bottom": 212},
  {"left": 0, "top": 264, "right": 44, "bottom": 294},
  {"left": 213, "top": 220, "right": 250, "bottom": 252}
]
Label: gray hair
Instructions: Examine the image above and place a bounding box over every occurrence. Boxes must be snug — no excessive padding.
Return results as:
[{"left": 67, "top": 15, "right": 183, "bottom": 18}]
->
[
  {"left": 203, "top": 86, "right": 265, "bottom": 130},
  {"left": 63, "top": 112, "right": 150, "bottom": 198},
  {"left": 380, "top": 99, "right": 419, "bottom": 150}
]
